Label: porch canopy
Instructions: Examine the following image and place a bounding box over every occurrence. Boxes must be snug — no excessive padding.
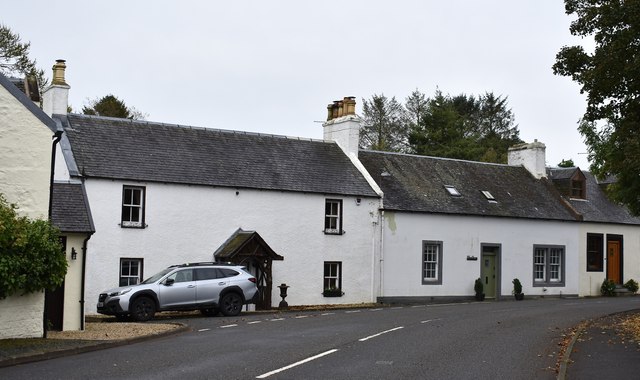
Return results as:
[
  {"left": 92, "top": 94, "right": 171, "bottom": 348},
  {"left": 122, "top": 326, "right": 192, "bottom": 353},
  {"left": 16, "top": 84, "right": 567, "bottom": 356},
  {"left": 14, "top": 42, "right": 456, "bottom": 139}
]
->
[{"left": 213, "top": 228, "right": 283, "bottom": 309}]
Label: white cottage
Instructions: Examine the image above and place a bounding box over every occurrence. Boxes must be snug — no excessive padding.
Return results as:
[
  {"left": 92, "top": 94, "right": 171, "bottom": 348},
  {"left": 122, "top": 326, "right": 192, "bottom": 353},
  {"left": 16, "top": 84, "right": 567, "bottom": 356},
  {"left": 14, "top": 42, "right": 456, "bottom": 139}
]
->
[
  {"left": 48, "top": 82, "right": 381, "bottom": 313},
  {"left": 0, "top": 72, "right": 58, "bottom": 338}
]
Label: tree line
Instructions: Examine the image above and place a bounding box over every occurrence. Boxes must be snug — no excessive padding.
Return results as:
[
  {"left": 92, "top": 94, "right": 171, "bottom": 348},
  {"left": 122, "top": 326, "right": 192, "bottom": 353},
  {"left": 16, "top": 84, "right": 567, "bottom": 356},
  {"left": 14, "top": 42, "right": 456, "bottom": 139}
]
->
[{"left": 360, "top": 89, "right": 522, "bottom": 164}]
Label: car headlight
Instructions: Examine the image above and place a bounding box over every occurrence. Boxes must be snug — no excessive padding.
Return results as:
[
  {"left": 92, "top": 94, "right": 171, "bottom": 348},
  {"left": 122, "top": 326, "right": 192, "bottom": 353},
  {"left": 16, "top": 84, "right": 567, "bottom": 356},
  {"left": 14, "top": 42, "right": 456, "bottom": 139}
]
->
[{"left": 110, "top": 288, "right": 132, "bottom": 297}]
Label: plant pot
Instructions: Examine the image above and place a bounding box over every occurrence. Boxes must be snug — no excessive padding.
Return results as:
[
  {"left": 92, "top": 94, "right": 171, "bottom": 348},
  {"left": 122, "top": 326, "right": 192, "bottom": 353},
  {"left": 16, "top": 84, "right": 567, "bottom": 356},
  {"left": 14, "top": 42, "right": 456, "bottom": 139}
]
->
[
  {"left": 514, "top": 293, "right": 524, "bottom": 301},
  {"left": 475, "top": 293, "right": 485, "bottom": 301}
]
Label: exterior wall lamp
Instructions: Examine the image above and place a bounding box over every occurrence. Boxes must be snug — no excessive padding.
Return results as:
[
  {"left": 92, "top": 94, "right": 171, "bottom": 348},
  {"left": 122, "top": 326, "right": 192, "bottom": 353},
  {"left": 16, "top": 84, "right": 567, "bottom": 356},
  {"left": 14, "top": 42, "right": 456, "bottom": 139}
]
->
[{"left": 71, "top": 247, "right": 77, "bottom": 260}]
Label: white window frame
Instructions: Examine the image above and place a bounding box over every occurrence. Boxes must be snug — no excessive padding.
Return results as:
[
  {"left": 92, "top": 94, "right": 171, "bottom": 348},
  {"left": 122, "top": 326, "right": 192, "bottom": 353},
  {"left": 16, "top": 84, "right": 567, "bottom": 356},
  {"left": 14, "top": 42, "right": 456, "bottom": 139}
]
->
[
  {"left": 323, "top": 261, "right": 342, "bottom": 293},
  {"left": 324, "top": 199, "right": 343, "bottom": 235},
  {"left": 532, "top": 245, "right": 565, "bottom": 286},
  {"left": 121, "top": 185, "right": 145, "bottom": 228},
  {"left": 422, "top": 241, "right": 443, "bottom": 285},
  {"left": 120, "top": 258, "right": 143, "bottom": 286}
]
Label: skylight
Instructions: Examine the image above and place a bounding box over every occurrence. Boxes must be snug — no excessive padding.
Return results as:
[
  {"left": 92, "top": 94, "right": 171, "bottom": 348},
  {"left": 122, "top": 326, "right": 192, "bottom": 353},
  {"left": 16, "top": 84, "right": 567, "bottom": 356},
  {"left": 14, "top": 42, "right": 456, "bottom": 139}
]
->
[
  {"left": 445, "top": 186, "right": 461, "bottom": 197},
  {"left": 482, "top": 190, "right": 497, "bottom": 202}
]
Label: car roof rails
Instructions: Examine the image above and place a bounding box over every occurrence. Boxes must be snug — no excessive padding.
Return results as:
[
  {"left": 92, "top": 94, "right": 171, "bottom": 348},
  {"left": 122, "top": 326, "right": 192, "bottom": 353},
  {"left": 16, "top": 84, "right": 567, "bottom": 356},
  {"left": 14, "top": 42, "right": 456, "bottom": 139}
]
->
[{"left": 169, "top": 261, "right": 237, "bottom": 268}]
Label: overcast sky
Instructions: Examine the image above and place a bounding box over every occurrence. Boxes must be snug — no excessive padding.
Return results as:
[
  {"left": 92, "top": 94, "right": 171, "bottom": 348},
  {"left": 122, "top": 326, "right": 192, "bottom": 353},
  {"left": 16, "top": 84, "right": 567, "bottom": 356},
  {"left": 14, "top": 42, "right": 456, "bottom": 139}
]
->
[{"left": 4, "top": 1, "right": 591, "bottom": 168}]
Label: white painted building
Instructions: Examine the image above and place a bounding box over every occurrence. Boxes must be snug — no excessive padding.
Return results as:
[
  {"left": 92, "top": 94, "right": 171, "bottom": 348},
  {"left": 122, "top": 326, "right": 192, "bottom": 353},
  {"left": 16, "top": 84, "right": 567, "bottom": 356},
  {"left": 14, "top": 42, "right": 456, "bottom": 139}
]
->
[
  {"left": 0, "top": 72, "right": 56, "bottom": 338},
  {"left": 49, "top": 89, "right": 381, "bottom": 314}
]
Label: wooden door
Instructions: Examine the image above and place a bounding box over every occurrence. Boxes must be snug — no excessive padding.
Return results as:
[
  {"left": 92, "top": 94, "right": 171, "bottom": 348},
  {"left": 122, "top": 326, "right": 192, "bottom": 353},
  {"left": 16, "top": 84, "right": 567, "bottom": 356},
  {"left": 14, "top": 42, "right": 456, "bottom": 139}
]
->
[
  {"left": 607, "top": 241, "right": 621, "bottom": 284},
  {"left": 481, "top": 254, "right": 497, "bottom": 298}
]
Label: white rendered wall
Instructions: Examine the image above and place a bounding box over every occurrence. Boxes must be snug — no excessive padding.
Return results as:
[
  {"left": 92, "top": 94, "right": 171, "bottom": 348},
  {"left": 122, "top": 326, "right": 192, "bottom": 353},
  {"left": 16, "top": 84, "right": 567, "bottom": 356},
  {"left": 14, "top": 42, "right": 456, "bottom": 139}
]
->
[
  {"left": 0, "top": 293, "right": 44, "bottom": 338},
  {"left": 578, "top": 223, "right": 640, "bottom": 297},
  {"left": 83, "top": 179, "right": 380, "bottom": 314},
  {"left": 0, "top": 85, "right": 53, "bottom": 219},
  {"left": 381, "top": 212, "right": 579, "bottom": 298}
]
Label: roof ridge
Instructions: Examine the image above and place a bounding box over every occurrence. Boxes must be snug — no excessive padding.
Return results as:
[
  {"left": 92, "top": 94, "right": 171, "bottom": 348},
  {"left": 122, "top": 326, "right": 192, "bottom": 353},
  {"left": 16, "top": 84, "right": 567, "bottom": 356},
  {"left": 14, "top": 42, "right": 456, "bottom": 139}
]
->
[
  {"left": 359, "top": 149, "right": 511, "bottom": 167},
  {"left": 67, "top": 113, "right": 328, "bottom": 143}
]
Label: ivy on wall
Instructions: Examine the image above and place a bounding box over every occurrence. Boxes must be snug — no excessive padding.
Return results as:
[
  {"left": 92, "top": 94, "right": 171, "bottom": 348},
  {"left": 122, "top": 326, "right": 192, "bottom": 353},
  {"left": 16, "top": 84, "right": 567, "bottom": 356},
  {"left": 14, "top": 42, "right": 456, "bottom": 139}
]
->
[{"left": 0, "top": 194, "right": 67, "bottom": 299}]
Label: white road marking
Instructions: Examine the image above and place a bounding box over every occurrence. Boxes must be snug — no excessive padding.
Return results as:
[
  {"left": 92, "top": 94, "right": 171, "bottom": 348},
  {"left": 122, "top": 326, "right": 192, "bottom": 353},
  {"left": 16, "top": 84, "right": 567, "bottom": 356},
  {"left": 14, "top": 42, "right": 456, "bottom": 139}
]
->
[
  {"left": 427, "top": 302, "right": 470, "bottom": 307},
  {"left": 390, "top": 306, "right": 403, "bottom": 310},
  {"left": 321, "top": 312, "right": 335, "bottom": 316},
  {"left": 345, "top": 310, "right": 361, "bottom": 314},
  {"left": 295, "top": 315, "right": 309, "bottom": 319},
  {"left": 421, "top": 318, "right": 442, "bottom": 324},
  {"left": 270, "top": 318, "right": 285, "bottom": 321},
  {"left": 359, "top": 326, "right": 404, "bottom": 342},
  {"left": 411, "top": 305, "right": 426, "bottom": 308},
  {"left": 220, "top": 324, "right": 237, "bottom": 328},
  {"left": 248, "top": 321, "right": 261, "bottom": 324},
  {"left": 369, "top": 308, "right": 383, "bottom": 311},
  {"left": 256, "top": 349, "right": 339, "bottom": 379},
  {"left": 197, "top": 328, "right": 210, "bottom": 332}
]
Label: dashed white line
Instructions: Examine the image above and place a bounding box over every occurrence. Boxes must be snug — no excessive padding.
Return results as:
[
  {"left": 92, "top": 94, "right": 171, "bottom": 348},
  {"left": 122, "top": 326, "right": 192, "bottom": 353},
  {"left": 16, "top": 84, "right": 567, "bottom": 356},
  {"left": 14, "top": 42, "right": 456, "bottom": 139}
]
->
[
  {"left": 256, "top": 349, "right": 339, "bottom": 379},
  {"left": 421, "top": 318, "right": 442, "bottom": 324},
  {"left": 295, "top": 315, "right": 309, "bottom": 319},
  {"left": 345, "top": 310, "right": 361, "bottom": 314},
  {"left": 220, "top": 324, "right": 237, "bottom": 328},
  {"left": 390, "top": 306, "right": 404, "bottom": 310},
  {"left": 370, "top": 308, "right": 383, "bottom": 311},
  {"left": 198, "top": 328, "right": 211, "bottom": 332},
  {"left": 248, "top": 321, "right": 261, "bottom": 324},
  {"left": 411, "top": 305, "right": 426, "bottom": 308},
  {"left": 359, "top": 326, "right": 404, "bottom": 342},
  {"left": 321, "top": 312, "right": 335, "bottom": 316},
  {"left": 270, "top": 318, "right": 285, "bottom": 322}
]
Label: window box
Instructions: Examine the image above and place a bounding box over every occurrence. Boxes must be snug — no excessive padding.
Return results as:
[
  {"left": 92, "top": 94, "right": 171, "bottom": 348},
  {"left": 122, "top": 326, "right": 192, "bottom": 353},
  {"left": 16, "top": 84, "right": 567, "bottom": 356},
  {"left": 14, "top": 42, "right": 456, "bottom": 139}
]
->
[{"left": 323, "top": 288, "right": 344, "bottom": 297}]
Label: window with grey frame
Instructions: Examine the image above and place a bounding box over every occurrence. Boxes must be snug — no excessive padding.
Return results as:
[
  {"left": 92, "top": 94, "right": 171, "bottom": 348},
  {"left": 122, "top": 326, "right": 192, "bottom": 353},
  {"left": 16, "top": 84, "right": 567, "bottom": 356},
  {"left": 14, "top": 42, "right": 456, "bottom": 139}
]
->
[
  {"left": 323, "top": 261, "right": 342, "bottom": 296},
  {"left": 532, "top": 245, "right": 565, "bottom": 286},
  {"left": 121, "top": 185, "right": 145, "bottom": 228},
  {"left": 324, "top": 199, "right": 343, "bottom": 235},
  {"left": 422, "top": 241, "right": 443, "bottom": 285}
]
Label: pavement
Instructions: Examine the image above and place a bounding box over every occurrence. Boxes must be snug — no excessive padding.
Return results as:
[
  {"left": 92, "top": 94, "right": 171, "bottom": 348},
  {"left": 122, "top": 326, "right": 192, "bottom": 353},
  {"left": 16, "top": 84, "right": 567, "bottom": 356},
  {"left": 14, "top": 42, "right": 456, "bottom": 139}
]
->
[
  {"left": 1, "top": 307, "right": 639, "bottom": 379},
  {"left": 559, "top": 310, "right": 640, "bottom": 379}
]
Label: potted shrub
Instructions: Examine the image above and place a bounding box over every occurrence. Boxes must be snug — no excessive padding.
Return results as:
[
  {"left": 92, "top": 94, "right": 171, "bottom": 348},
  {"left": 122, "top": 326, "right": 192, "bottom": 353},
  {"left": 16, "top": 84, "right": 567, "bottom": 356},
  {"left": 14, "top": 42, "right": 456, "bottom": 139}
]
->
[
  {"left": 623, "top": 279, "right": 639, "bottom": 294},
  {"left": 512, "top": 278, "right": 524, "bottom": 300},
  {"left": 474, "top": 278, "right": 485, "bottom": 301},
  {"left": 600, "top": 278, "right": 616, "bottom": 296}
]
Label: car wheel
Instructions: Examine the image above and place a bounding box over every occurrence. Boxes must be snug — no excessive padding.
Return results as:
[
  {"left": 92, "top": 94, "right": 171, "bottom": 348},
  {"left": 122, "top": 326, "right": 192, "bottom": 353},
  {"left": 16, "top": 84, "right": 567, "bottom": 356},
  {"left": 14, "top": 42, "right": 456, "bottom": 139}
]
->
[
  {"left": 220, "top": 293, "right": 243, "bottom": 316},
  {"left": 200, "top": 308, "right": 219, "bottom": 317},
  {"left": 131, "top": 297, "right": 156, "bottom": 322}
]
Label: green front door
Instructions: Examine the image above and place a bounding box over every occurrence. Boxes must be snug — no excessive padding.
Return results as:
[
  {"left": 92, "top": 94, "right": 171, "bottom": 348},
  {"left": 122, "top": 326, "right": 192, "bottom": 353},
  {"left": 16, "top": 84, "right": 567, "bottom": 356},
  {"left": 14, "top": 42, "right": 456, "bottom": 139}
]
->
[{"left": 481, "top": 252, "right": 497, "bottom": 299}]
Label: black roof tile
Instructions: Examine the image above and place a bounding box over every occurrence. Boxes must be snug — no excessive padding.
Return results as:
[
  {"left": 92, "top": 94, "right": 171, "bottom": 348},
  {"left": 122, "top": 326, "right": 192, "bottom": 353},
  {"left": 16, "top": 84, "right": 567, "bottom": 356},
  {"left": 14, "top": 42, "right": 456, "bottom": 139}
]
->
[
  {"left": 358, "top": 150, "right": 577, "bottom": 221},
  {"left": 58, "top": 114, "right": 377, "bottom": 197},
  {"left": 51, "top": 182, "right": 95, "bottom": 233}
]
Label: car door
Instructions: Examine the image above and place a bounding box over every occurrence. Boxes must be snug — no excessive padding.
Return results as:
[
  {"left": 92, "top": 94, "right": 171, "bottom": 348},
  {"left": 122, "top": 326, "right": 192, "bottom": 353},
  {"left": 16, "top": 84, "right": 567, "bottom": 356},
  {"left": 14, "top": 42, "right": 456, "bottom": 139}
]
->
[
  {"left": 195, "top": 268, "right": 228, "bottom": 306},
  {"left": 158, "top": 269, "right": 196, "bottom": 308}
]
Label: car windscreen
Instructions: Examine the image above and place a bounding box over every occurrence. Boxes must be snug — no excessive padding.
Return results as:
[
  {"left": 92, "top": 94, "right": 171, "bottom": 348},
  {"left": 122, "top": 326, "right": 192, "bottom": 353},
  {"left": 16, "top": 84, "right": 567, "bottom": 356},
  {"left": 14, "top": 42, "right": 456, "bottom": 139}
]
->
[{"left": 141, "top": 267, "right": 174, "bottom": 284}]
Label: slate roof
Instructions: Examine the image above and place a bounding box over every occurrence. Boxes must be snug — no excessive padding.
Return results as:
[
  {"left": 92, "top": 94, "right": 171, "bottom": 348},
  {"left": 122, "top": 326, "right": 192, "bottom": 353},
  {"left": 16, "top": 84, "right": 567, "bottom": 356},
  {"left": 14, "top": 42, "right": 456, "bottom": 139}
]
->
[
  {"left": 214, "top": 228, "right": 284, "bottom": 261},
  {"left": 56, "top": 114, "right": 378, "bottom": 197},
  {"left": 51, "top": 182, "right": 95, "bottom": 233},
  {"left": 555, "top": 170, "right": 640, "bottom": 225},
  {"left": 358, "top": 150, "right": 577, "bottom": 221}
]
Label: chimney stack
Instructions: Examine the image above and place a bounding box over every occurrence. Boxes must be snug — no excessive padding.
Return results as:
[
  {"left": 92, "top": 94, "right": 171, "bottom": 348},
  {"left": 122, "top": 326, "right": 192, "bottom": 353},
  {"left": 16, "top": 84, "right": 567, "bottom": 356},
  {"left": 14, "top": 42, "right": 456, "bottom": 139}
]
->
[
  {"left": 508, "top": 139, "right": 547, "bottom": 179},
  {"left": 42, "top": 59, "right": 70, "bottom": 116},
  {"left": 323, "top": 96, "right": 361, "bottom": 157}
]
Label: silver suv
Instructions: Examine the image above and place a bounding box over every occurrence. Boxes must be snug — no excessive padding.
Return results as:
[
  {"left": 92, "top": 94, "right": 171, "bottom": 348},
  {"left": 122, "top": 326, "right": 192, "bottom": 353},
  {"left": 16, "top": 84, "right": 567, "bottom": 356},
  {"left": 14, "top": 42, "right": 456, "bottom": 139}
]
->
[{"left": 97, "top": 262, "right": 258, "bottom": 321}]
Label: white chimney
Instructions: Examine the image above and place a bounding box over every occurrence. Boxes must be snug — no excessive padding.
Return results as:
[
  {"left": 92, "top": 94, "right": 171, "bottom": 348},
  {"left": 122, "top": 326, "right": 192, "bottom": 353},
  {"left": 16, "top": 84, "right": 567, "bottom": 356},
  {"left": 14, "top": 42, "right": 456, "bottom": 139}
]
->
[
  {"left": 508, "top": 140, "right": 547, "bottom": 179},
  {"left": 323, "top": 96, "right": 361, "bottom": 157},
  {"left": 42, "top": 59, "right": 69, "bottom": 117}
]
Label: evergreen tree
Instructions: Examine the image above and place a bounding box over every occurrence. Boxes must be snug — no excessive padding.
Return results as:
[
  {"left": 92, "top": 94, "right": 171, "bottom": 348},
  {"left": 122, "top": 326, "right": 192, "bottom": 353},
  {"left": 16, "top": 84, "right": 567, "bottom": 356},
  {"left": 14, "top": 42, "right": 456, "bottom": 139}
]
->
[{"left": 82, "top": 94, "right": 147, "bottom": 120}]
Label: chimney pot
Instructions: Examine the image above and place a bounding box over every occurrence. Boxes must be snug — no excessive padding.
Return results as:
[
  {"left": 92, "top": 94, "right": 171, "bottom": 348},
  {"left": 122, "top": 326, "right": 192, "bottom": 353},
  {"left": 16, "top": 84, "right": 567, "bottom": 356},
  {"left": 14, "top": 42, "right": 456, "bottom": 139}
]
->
[{"left": 51, "top": 59, "right": 68, "bottom": 86}]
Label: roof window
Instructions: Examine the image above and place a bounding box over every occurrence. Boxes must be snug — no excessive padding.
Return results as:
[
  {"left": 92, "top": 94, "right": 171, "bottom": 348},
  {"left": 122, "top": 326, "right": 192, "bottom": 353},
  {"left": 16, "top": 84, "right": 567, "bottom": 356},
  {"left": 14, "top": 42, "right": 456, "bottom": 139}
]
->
[
  {"left": 481, "top": 190, "right": 497, "bottom": 203},
  {"left": 445, "top": 186, "right": 461, "bottom": 197}
]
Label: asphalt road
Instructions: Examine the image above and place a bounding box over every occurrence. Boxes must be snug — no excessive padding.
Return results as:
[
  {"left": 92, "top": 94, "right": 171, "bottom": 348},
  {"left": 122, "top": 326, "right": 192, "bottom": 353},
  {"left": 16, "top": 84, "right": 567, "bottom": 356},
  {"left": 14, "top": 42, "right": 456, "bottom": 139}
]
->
[{"left": 1, "top": 297, "right": 639, "bottom": 380}]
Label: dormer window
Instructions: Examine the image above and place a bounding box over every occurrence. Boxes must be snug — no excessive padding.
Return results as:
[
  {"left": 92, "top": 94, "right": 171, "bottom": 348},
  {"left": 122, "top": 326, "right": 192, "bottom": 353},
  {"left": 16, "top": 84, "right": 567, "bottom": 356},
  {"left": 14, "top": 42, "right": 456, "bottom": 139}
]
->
[
  {"left": 571, "top": 179, "right": 585, "bottom": 199},
  {"left": 445, "top": 186, "right": 461, "bottom": 197},
  {"left": 481, "top": 191, "right": 497, "bottom": 203}
]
